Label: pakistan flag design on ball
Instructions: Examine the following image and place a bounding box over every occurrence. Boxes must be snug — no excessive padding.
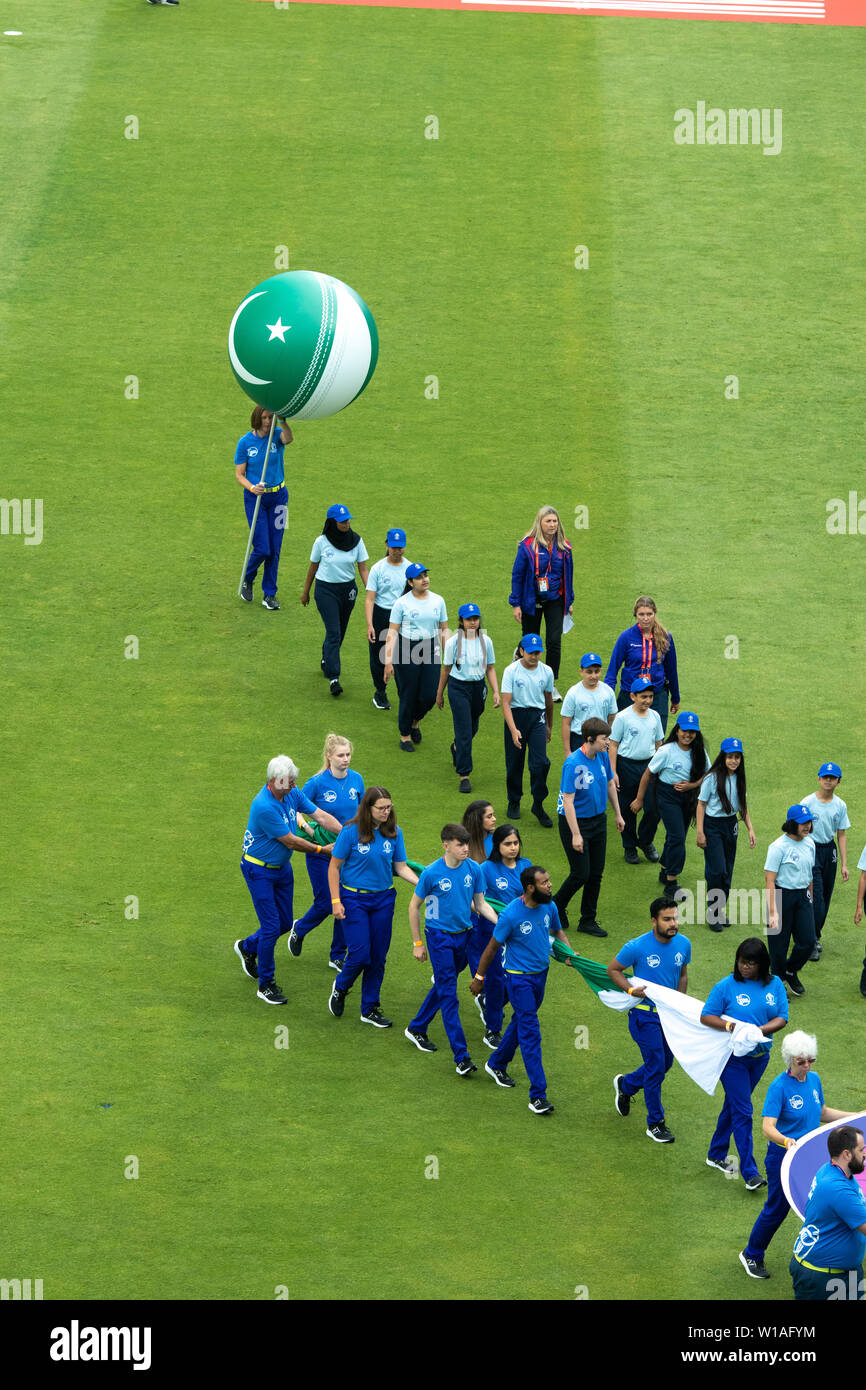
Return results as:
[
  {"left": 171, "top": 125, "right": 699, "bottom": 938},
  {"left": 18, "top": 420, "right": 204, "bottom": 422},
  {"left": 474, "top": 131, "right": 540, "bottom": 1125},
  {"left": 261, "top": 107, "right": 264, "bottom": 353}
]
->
[{"left": 228, "top": 271, "right": 378, "bottom": 420}]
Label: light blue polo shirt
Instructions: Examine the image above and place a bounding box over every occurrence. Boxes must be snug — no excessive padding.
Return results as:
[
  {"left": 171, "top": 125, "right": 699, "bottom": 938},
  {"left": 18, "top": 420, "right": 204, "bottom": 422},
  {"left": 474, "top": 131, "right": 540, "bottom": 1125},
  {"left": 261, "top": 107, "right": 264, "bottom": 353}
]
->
[
  {"left": 610, "top": 707, "right": 664, "bottom": 761},
  {"left": 494, "top": 897, "right": 561, "bottom": 974},
  {"left": 365, "top": 556, "right": 412, "bottom": 612},
  {"left": 415, "top": 856, "right": 485, "bottom": 933},
  {"left": 502, "top": 659, "right": 554, "bottom": 709},
  {"left": 794, "top": 1162, "right": 866, "bottom": 1270},
  {"left": 557, "top": 748, "right": 613, "bottom": 818},
  {"left": 482, "top": 857, "right": 532, "bottom": 905},
  {"left": 648, "top": 741, "right": 710, "bottom": 786},
  {"left": 310, "top": 533, "right": 369, "bottom": 583},
  {"left": 332, "top": 823, "right": 407, "bottom": 891},
  {"left": 765, "top": 835, "right": 816, "bottom": 889},
  {"left": 762, "top": 1070, "right": 825, "bottom": 1140},
  {"left": 388, "top": 592, "right": 448, "bottom": 640},
  {"left": 443, "top": 632, "right": 495, "bottom": 683},
  {"left": 561, "top": 680, "right": 617, "bottom": 733},
  {"left": 615, "top": 929, "right": 691, "bottom": 1014},
  {"left": 702, "top": 973, "right": 788, "bottom": 1055},
  {"left": 234, "top": 430, "right": 286, "bottom": 487},
  {"left": 698, "top": 771, "right": 741, "bottom": 818},
  {"left": 801, "top": 793, "right": 850, "bottom": 846},
  {"left": 243, "top": 784, "right": 317, "bottom": 868}
]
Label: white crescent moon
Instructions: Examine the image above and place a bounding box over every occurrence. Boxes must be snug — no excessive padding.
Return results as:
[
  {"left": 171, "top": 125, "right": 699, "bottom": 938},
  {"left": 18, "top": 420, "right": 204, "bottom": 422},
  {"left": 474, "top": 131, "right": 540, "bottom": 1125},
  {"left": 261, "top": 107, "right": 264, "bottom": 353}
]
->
[{"left": 228, "top": 291, "right": 272, "bottom": 386}]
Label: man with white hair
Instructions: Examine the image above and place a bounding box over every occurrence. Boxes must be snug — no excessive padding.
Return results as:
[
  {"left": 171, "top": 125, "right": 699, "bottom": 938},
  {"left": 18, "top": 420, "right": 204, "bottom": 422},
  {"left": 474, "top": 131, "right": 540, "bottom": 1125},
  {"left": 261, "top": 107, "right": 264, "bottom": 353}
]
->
[
  {"left": 235, "top": 755, "right": 342, "bottom": 1004},
  {"left": 739, "top": 1029, "right": 856, "bottom": 1280}
]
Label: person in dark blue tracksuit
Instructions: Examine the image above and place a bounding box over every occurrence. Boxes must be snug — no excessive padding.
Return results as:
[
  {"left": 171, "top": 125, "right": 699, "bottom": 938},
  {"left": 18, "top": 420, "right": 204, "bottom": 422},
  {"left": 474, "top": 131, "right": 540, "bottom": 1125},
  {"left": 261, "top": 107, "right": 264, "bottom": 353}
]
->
[
  {"left": 800, "top": 762, "right": 850, "bottom": 959},
  {"left": 605, "top": 595, "right": 680, "bottom": 734},
  {"left": 234, "top": 754, "right": 342, "bottom": 1005},
  {"left": 608, "top": 898, "right": 691, "bottom": 1144},
  {"left": 508, "top": 506, "right": 574, "bottom": 699},
  {"left": 300, "top": 504, "right": 370, "bottom": 697},
  {"left": 235, "top": 406, "right": 293, "bottom": 609}
]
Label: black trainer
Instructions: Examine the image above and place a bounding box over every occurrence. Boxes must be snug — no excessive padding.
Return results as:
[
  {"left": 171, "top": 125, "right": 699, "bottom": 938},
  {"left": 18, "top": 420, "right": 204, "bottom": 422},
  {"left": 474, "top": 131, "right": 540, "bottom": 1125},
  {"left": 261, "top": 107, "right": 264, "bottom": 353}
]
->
[
  {"left": 809, "top": 942, "right": 821, "bottom": 962},
  {"left": 455, "top": 1058, "right": 477, "bottom": 1077},
  {"left": 459, "top": 778, "right": 472, "bottom": 794},
  {"left": 257, "top": 980, "right": 287, "bottom": 1005},
  {"left": 532, "top": 802, "right": 553, "bottom": 828},
  {"left": 330, "top": 679, "right": 343, "bottom": 698},
  {"left": 642, "top": 845, "right": 660, "bottom": 863},
  {"left": 646, "top": 1122, "right": 675, "bottom": 1143},
  {"left": 624, "top": 847, "right": 640, "bottom": 865},
  {"left": 404, "top": 1027, "right": 437, "bottom": 1052},
  {"left": 739, "top": 1250, "right": 770, "bottom": 1279},
  {"left": 744, "top": 1173, "right": 768, "bottom": 1191},
  {"left": 328, "top": 956, "right": 345, "bottom": 972},
  {"left": 287, "top": 925, "right": 303, "bottom": 958},
  {"left": 234, "top": 939, "right": 257, "bottom": 980},
  {"left": 262, "top": 594, "right": 280, "bottom": 610},
  {"left": 328, "top": 982, "right": 347, "bottom": 1017},
  {"left": 613, "top": 1074, "right": 631, "bottom": 1116},
  {"left": 372, "top": 691, "right": 390, "bottom": 711},
  {"left": 528, "top": 1096, "right": 554, "bottom": 1115},
  {"left": 484, "top": 1061, "right": 515, "bottom": 1087},
  {"left": 410, "top": 726, "right": 422, "bottom": 744},
  {"left": 506, "top": 802, "right": 521, "bottom": 820},
  {"left": 483, "top": 1028, "right": 502, "bottom": 1049},
  {"left": 474, "top": 992, "right": 487, "bottom": 1027},
  {"left": 785, "top": 971, "right": 805, "bottom": 996},
  {"left": 662, "top": 880, "right": 680, "bottom": 900},
  {"left": 578, "top": 920, "right": 608, "bottom": 938},
  {"left": 706, "top": 1156, "right": 735, "bottom": 1174},
  {"left": 361, "top": 1007, "right": 392, "bottom": 1029},
  {"left": 240, "top": 580, "right": 253, "bottom": 603}
]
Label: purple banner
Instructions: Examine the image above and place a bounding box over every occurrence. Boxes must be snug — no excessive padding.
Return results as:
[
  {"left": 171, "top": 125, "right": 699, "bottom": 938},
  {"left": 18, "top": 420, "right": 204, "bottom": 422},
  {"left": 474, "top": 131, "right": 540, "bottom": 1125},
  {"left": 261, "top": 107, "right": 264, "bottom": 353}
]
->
[{"left": 781, "top": 1111, "right": 866, "bottom": 1219}]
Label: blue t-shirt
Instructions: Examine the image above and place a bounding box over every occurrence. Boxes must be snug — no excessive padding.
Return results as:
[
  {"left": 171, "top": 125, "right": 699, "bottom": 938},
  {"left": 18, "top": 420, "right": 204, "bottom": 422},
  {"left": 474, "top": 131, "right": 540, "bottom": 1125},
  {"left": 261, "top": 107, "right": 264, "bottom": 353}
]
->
[
  {"left": 616, "top": 929, "right": 691, "bottom": 1014},
  {"left": 698, "top": 771, "right": 741, "bottom": 818},
  {"left": 235, "top": 430, "right": 286, "bottom": 487},
  {"left": 443, "top": 632, "right": 495, "bottom": 683},
  {"left": 648, "top": 741, "right": 709, "bottom": 786},
  {"left": 764, "top": 835, "right": 816, "bottom": 889},
  {"left": 494, "top": 897, "right": 561, "bottom": 974},
  {"left": 482, "top": 857, "right": 532, "bottom": 905},
  {"left": 801, "top": 792, "right": 850, "bottom": 846},
  {"left": 501, "top": 659, "right": 554, "bottom": 709},
  {"left": 301, "top": 769, "right": 365, "bottom": 826},
  {"left": 794, "top": 1162, "right": 866, "bottom": 1270},
  {"left": 243, "top": 784, "right": 317, "bottom": 868},
  {"left": 388, "top": 592, "right": 448, "bottom": 640},
  {"left": 310, "top": 533, "right": 369, "bottom": 584},
  {"left": 609, "top": 707, "right": 664, "bottom": 761},
  {"left": 702, "top": 973, "right": 788, "bottom": 1055},
  {"left": 365, "top": 557, "right": 412, "bottom": 612},
  {"left": 762, "top": 1070, "right": 825, "bottom": 1140},
  {"left": 557, "top": 748, "right": 613, "bottom": 818},
  {"left": 332, "top": 823, "right": 407, "bottom": 891},
  {"left": 414, "top": 856, "right": 485, "bottom": 933},
  {"left": 561, "top": 681, "right": 618, "bottom": 733}
]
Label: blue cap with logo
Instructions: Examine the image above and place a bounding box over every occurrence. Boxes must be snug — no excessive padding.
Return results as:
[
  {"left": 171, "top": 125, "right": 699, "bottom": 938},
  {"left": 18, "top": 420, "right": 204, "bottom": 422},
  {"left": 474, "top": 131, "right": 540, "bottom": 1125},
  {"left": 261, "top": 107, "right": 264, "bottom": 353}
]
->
[
  {"left": 458, "top": 602, "right": 481, "bottom": 619},
  {"left": 405, "top": 562, "right": 428, "bottom": 579},
  {"left": 630, "top": 676, "right": 653, "bottom": 693},
  {"left": 720, "top": 737, "right": 743, "bottom": 753},
  {"left": 386, "top": 527, "right": 406, "bottom": 547},
  {"left": 786, "top": 803, "right": 814, "bottom": 825},
  {"left": 580, "top": 652, "right": 603, "bottom": 669},
  {"left": 521, "top": 633, "right": 544, "bottom": 653},
  {"left": 818, "top": 762, "right": 842, "bottom": 780},
  {"left": 676, "top": 711, "right": 700, "bottom": 731},
  {"left": 326, "top": 503, "right": 353, "bottom": 521}
]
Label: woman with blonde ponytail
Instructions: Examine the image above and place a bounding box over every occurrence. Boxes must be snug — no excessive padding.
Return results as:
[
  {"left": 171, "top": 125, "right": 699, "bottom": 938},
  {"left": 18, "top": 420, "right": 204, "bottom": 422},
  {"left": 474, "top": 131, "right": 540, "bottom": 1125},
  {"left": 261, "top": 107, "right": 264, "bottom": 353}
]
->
[{"left": 604, "top": 596, "right": 680, "bottom": 733}]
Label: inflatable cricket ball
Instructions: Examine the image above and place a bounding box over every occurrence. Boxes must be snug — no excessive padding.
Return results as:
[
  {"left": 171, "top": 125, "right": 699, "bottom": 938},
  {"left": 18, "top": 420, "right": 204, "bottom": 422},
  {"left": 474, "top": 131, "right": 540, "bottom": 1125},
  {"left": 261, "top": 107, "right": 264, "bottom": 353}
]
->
[{"left": 228, "top": 271, "right": 378, "bottom": 420}]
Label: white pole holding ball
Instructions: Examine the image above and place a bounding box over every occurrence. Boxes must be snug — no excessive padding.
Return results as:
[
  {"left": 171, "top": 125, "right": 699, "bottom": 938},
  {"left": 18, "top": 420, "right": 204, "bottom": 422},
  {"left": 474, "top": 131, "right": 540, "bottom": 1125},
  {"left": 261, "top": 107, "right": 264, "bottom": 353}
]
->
[{"left": 236, "top": 410, "right": 280, "bottom": 598}]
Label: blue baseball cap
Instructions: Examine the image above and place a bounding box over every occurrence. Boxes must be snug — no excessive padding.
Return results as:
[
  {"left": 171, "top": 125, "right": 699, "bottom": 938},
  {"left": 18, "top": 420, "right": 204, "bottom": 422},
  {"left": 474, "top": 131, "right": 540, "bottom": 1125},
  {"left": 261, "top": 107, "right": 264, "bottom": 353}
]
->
[
  {"left": 630, "top": 676, "right": 654, "bottom": 693},
  {"left": 720, "top": 737, "right": 743, "bottom": 753},
  {"left": 386, "top": 528, "right": 406, "bottom": 547},
  {"left": 458, "top": 602, "right": 481, "bottom": 619},
  {"left": 676, "top": 711, "right": 700, "bottom": 731},
  {"left": 521, "top": 633, "right": 544, "bottom": 653},
  {"left": 580, "top": 652, "right": 603, "bottom": 669},
  {"left": 326, "top": 503, "right": 353, "bottom": 521},
  {"left": 786, "top": 803, "right": 814, "bottom": 825},
  {"left": 818, "top": 762, "right": 842, "bottom": 780},
  {"left": 405, "top": 562, "right": 428, "bottom": 579}
]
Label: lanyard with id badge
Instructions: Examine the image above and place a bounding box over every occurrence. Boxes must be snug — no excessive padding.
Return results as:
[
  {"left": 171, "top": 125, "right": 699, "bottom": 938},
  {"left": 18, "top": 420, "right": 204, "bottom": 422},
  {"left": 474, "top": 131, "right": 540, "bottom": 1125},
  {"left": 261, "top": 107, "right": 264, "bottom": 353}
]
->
[{"left": 534, "top": 542, "right": 554, "bottom": 595}]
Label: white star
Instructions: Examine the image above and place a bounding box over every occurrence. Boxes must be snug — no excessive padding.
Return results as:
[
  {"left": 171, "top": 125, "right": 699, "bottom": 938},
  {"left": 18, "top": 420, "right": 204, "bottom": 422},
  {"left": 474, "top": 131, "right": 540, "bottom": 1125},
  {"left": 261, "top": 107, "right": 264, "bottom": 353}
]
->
[{"left": 266, "top": 318, "right": 291, "bottom": 342}]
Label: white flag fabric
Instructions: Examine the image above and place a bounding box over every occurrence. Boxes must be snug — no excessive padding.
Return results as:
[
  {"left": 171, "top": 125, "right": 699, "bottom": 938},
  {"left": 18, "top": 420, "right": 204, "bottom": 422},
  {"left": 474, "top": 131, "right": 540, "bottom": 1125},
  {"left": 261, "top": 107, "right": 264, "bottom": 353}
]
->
[{"left": 599, "top": 976, "right": 768, "bottom": 1095}]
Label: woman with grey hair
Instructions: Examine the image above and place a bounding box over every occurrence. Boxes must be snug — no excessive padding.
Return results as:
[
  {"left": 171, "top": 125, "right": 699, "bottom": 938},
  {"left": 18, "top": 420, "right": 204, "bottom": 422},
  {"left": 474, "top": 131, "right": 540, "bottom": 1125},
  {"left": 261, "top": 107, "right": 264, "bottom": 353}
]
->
[{"left": 739, "top": 1029, "right": 857, "bottom": 1280}]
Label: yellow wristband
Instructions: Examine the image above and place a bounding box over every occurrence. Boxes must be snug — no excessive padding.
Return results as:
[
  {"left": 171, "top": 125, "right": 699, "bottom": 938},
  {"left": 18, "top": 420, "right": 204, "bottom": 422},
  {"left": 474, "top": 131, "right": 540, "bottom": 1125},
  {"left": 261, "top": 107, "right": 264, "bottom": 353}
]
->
[
  {"left": 474, "top": 973, "right": 485, "bottom": 983},
  {"left": 627, "top": 987, "right": 634, "bottom": 996},
  {"left": 331, "top": 898, "right": 341, "bottom": 906}
]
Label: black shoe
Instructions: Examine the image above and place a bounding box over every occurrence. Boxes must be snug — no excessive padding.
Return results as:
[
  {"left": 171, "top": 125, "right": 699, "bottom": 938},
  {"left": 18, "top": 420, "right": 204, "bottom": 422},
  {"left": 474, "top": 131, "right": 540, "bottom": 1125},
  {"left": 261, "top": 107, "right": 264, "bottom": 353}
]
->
[
  {"left": 578, "top": 920, "right": 608, "bottom": 938},
  {"left": 484, "top": 1061, "right": 515, "bottom": 1087},
  {"left": 708, "top": 919, "right": 725, "bottom": 934},
  {"left": 658, "top": 868, "right": 668, "bottom": 884},
  {"left": 455, "top": 1058, "right": 477, "bottom": 1077},
  {"left": 328, "top": 956, "right": 345, "bottom": 971},
  {"left": 234, "top": 939, "right": 257, "bottom": 980},
  {"left": 662, "top": 880, "right": 679, "bottom": 900},
  {"left": 646, "top": 1122, "right": 675, "bottom": 1143},
  {"left": 404, "top": 1027, "right": 437, "bottom": 1052},
  {"left": 328, "top": 982, "right": 347, "bottom": 1017},
  {"left": 744, "top": 1173, "right": 768, "bottom": 1191},
  {"left": 329, "top": 679, "right": 343, "bottom": 698},
  {"left": 483, "top": 1028, "right": 502, "bottom": 1050},
  {"left": 361, "top": 1006, "right": 392, "bottom": 1029},
  {"left": 372, "top": 691, "right": 391, "bottom": 711},
  {"left": 860, "top": 971, "right": 866, "bottom": 999},
  {"left": 148, "top": 1, "right": 180, "bottom": 6},
  {"left": 262, "top": 594, "right": 280, "bottom": 610},
  {"left": 459, "top": 778, "right": 472, "bottom": 794},
  {"left": 613, "top": 1074, "right": 630, "bottom": 1117},
  {"left": 531, "top": 802, "right": 553, "bottom": 828},
  {"left": 474, "top": 992, "right": 487, "bottom": 1027},
  {"left": 809, "top": 942, "right": 821, "bottom": 962},
  {"left": 528, "top": 1096, "right": 554, "bottom": 1115},
  {"left": 706, "top": 1156, "right": 736, "bottom": 1174},
  {"left": 410, "top": 726, "right": 422, "bottom": 744},
  {"left": 399, "top": 739, "right": 415, "bottom": 753},
  {"left": 257, "top": 980, "right": 287, "bottom": 1005},
  {"left": 240, "top": 580, "right": 253, "bottom": 603},
  {"left": 624, "top": 848, "right": 640, "bottom": 865},
  {"left": 642, "top": 845, "right": 660, "bottom": 863},
  {"left": 739, "top": 1250, "right": 770, "bottom": 1280},
  {"left": 785, "top": 971, "right": 805, "bottom": 997},
  {"left": 506, "top": 802, "right": 521, "bottom": 820},
  {"left": 287, "top": 925, "right": 303, "bottom": 958}
]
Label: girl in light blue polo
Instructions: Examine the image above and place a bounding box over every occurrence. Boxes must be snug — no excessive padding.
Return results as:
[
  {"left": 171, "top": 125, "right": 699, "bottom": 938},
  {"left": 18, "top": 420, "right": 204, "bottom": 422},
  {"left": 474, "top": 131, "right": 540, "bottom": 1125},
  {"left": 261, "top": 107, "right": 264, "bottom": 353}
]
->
[
  {"left": 384, "top": 565, "right": 448, "bottom": 753},
  {"left": 300, "top": 504, "right": 370, "bottom": 697},
  {"left": 696, "top": 738, "right": 756, "bottom": 932},
  {"left": 800, "top": 763, "right": 850, "bottom": 957},
  {"left": 764, "top": 804, "right": 816, "bottom": 995},
  {"left": 631, "top": 712, "right": 710, "bottom": 899},
  {"left": 364, "top": 527, "right": 411, "bottom": 712},
  {"left": 436, "top": 603, "right": 500, "bottom": 795}
]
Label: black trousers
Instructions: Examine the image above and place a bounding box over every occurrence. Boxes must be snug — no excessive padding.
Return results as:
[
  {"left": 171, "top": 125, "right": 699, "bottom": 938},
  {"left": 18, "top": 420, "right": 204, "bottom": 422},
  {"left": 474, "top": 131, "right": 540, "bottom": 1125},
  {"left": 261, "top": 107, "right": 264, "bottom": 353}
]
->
[
  {"left": 521, "top": 598, "right": 564, "bottom": 680},
  {"left": 703, "top": 814, "right": 738, "bottom": 925},
  {"left": 768, "top": 886, "right": 815, "bottom": 978},
  {"left": 368, "top": 601, "right": 391, "bottom": 696},
  {"left": 617, "top": 756, "right": 659, "bottom": 851},
  {"left": 448, "top": 677, "right": 486, "bottom": 776},
  {"left": 314, "top": 578, "right": 357, "bottom": 679},
  {"left": 505, "top": 705, "right": 549, "bottom": 808},
  {"left": 393, "top": 639, "right": 440, "bottom": 737},
  {"left": 554, "top": 812, "right": 607, "bottom": 927},
  {"left": 811, "top": 840, "right": 838, "bottom": 937},
  {"left": 654, "top": 780, "right": 690, "bottom": 878}
]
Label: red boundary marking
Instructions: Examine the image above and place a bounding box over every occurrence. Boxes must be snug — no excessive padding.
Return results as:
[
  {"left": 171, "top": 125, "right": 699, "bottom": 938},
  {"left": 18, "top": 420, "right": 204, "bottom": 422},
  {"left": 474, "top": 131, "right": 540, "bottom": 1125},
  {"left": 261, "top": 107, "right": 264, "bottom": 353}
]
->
[{"left": 252, "top": 0, "right": 863, "bottom": 23}]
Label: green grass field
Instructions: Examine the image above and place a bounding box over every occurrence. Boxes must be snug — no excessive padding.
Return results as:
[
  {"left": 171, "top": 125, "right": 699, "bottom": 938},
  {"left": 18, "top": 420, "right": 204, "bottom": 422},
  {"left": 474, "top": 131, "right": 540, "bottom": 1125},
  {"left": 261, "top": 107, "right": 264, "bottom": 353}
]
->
[{"left": 3, "top": 0, "right": 865, "bottom": 1303}]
